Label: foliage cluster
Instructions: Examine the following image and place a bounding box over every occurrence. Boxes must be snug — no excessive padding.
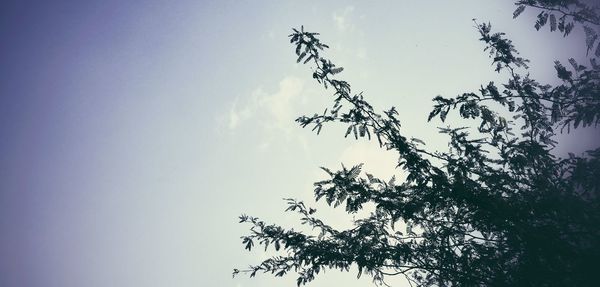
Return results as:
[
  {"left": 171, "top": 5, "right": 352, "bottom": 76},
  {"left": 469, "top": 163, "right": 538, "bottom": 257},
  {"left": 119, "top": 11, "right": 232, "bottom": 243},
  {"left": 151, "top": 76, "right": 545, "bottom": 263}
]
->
[{"left": 235, "top": 2, "right": 599, "bottom": 286}]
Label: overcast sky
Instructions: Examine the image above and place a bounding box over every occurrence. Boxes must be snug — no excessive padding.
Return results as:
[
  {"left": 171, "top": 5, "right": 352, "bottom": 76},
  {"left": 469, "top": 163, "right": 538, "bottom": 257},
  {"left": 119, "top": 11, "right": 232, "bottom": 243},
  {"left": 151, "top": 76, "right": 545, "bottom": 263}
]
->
[{"left": 0, "top": 1, "right": 595, "bottom": 287}]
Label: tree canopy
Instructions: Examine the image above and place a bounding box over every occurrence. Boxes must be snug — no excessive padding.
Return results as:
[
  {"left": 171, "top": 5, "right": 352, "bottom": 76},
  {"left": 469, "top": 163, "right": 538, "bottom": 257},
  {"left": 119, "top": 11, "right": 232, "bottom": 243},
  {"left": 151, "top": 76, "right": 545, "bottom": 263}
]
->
[{"left": 235, "top": 1, "right": 600, "bottom": 286}]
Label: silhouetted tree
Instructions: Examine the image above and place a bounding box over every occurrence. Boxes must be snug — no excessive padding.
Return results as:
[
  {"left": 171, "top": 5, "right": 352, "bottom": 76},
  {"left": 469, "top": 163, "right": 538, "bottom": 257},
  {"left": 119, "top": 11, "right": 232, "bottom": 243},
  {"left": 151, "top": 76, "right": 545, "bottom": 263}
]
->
[{"left": 235, "top": 2, "right": 599, "bottom": 286}]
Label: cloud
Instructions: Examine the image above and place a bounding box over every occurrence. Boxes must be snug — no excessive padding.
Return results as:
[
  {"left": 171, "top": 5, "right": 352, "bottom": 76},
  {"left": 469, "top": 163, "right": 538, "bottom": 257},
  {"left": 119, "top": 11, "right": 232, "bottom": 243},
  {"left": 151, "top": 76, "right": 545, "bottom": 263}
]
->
[
  {"left": 225, "top": 76, "right": 310, "bottom": 151},
  {"left": 227, "top": 96, "right": 248, "bottom": 131},
  {"left": 228, "top": 77, "right": 304, "bottom": 132},
  {"left": 262, "top": 77, "right": 304, "bottom": 133},
  {"left": 333, "top": 6, "right": 355, "bottom": 31}
]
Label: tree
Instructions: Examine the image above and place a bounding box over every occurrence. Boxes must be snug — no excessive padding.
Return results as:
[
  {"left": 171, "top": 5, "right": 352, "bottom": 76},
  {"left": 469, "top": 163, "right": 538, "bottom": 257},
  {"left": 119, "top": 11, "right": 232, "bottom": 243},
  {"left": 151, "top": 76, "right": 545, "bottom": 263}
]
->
[{"left": 235, "top": 2, "right": 600, "bottom": 286}]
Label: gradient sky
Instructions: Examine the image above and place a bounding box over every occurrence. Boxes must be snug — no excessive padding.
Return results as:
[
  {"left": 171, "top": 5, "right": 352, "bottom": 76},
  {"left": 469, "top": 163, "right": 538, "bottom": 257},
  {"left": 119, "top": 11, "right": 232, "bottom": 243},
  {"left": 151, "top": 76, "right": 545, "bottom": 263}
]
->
[{"left": 0, "top": 1, "right": 596, "bottom": 287}]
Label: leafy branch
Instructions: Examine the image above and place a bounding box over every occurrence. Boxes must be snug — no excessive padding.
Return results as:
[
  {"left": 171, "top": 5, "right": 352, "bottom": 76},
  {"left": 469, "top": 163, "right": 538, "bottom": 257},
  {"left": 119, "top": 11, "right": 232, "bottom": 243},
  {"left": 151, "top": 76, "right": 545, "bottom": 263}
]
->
[{"left": 236, "top": 18, "right": 600, "bottom": 287}]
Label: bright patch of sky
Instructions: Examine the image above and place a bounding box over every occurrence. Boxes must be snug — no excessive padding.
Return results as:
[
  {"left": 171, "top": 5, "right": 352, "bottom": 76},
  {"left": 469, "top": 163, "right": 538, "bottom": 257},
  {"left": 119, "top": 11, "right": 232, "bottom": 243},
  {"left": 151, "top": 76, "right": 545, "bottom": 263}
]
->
[{"left": 0, "top": 1, "right": 595, "bottom": 287}]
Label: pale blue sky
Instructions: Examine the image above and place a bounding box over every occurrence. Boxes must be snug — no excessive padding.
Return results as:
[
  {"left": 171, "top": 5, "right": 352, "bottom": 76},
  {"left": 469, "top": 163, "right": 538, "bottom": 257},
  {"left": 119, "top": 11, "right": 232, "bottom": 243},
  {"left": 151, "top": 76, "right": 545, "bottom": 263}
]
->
[{"left": 0, "top": 1, "right": 594, "bottom": 287}]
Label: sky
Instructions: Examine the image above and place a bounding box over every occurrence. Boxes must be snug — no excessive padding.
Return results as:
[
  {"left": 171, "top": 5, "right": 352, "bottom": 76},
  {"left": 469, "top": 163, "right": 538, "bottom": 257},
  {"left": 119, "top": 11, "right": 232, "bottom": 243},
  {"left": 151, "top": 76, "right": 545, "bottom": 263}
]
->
[{"left": 0, "top": 1, "right": 597, "bottom": 287}]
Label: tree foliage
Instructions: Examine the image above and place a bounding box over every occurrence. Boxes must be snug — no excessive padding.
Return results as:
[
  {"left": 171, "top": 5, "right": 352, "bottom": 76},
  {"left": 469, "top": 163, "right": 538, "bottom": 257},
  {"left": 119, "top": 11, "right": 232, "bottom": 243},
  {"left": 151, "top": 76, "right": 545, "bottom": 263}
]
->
[
  {"left": 514, "top": 0, "right": 600, "bottom": 55},
  {"left": 235, "top": 3, "right": 600, "bottom": 286}
]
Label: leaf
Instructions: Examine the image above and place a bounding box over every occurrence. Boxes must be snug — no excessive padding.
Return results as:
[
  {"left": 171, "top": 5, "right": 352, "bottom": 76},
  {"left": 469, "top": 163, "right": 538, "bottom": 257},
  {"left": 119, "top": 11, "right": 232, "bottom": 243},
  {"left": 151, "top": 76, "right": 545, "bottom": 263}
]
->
[
  {"left": 558, "top": 15, "right": 565, "bottom": 32},
  {"left": 591, "top": 58, "right": 599, "bottom": 69},
  {"left": 564, "top": 22, "right": 574, "bottom": 36},
  {"left": 440, "top": 108, "right": 449, "bottom": 122},
  {"left": 583, "top": 26, "right": 598, "bottom": 55},
  {"left": 568, "top": 58, "right": 580, "bottom": 72},
  {"left": 358, "top": 125, "right": 366, "bottom": 137},
  {"left": 412, "top": 137, "right": 426, "bottom": 145},
  {"left": 549, "top": 14, "right": 557, "bottom": 32},
  {"left": 513, "top": 5, "right": 526, "bottom": 19},
  {"left": 534, "top": 12, "right": 548, "bottom": 31},
  {"left": 297, "top": 52, "right": 307, "bottom": 63},
  {"left": 345, "top": 125, "right": 353, "bottom": 138},
  {"left": 303, "top": 54, "right": 314, "bottom": 64},
  {"left": 320, "top": 166, "right": 334, "bottom": 176},
  {"left": 330, "top": 67, "right": 344, "bottom": 74},
  {"left": 428, "top": 107, "right": 441, "bottom": 121},
  {"left": 508, "top": 100, "right": 515, "bottom": 112},
  {"left": 554, "top": 61, "right": 572, "bottom": 81},
  {"left": 348, "top": 164, "right": 363, "bottom": 179},
  {"left": 243, "top": 237, "right": 254, "bottom": 251},
  {"left": 388, "top": 175, "right": 396, "bottom": 186}
]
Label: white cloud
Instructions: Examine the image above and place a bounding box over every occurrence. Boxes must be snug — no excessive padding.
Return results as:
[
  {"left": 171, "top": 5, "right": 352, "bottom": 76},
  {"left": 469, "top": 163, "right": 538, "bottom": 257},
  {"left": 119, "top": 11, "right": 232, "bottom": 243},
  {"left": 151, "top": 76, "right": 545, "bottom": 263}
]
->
[
  {"left": 228, "top": 107, "right": 239, "bottom": 130},
  {"left": 262, "top": 77, "right": 304, "bottom": 133},
  {"left": 227, "top": 88, "right": 266, "bottom": 130},
  {"left": 225, "top": 76, "right": 309, "bottom": 150},
  {"left": 333, "top": 6, "right": 355, "bottom": 31},
  {"left": 227, "top": 77, "right": 304, "bottom": 132}
]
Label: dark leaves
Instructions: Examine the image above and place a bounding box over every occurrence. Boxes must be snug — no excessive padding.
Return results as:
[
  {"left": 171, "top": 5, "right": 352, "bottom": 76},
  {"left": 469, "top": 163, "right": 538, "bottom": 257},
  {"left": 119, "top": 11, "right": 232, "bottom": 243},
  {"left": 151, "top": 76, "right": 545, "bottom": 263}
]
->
[
  {"left": 237, "top": 21, "right": 600, "bottom": 287},
  {"left": 242, "top": 237, "right": 254, "bottom": 251},
  {"left": 534, "top": 12, "right": 549, "bottom": 30},
  {"left": 584, "top": 26, "right": 598, "bottom": 56},
  {"left": 297, "top": 52, "right": 306, "bottom": 63},
  {"left": 554, "top": 61, "right": 572, "bottom": 81},
  {"left": 477, "top": 22, "right": 529, "bottom": 72},
  {"left": 564, "top": 21, "right": 574, "bottom": 36},
  {"left": 513, "top": 5, "right": 526, "bottom": 19}
]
